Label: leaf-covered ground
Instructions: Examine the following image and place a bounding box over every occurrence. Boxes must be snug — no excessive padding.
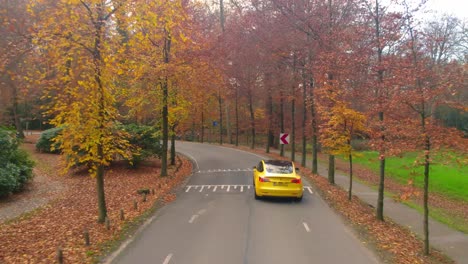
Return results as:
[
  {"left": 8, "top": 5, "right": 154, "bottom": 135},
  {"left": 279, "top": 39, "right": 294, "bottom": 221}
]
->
[{"left": 0, "top": 135, "right": 192, "bottom": 263}]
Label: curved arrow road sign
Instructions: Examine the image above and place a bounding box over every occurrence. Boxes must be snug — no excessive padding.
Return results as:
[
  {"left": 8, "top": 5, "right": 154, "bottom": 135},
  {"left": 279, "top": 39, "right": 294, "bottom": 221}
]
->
[{"left": 280, "top": 133, "right": 289, "bottom": 144}]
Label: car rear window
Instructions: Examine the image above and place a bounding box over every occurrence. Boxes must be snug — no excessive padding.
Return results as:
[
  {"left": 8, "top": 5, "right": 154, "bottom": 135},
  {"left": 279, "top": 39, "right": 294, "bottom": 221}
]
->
[{"left": 265, "top": 161, "right": 293, "bottom": 174}]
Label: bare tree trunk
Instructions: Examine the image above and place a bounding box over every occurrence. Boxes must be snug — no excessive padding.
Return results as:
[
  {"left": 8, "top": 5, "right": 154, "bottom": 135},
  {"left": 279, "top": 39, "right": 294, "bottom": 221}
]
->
[
  {"left": 96, "top": 162, "right": 107, "bottom": 223},
  {"left": 266, "top": 74, "right": 273, "bottom": 153},
  {"left": 201, "top": 111, "right": 205, "bottom": 143},
  {"left": 423, "top": 135, "right": 430, "bottom": 255},
  {"left": 10, "top": 79, "right": 24, "bottom": 139},
  {"left": 248, "top": 89, "right": 255, "bottom": 149},
  {"left": 291, "top": 55, "right": 297, "bottom": 161},
  {"left": 161, "top": 27, "right": 172, "bottom": 177},
  {"left": 280, "top": 90, "right": 285, "bottom": 156},
  {"left": 235, "top": 86, "right": 239, "bottom": 146},
  {"left": 328, "top": 154, "right": 335, "bottom": 184},
  {"left": 170, "top": 124, "right": 176, "bottom": 166},
  {"left": 301, "top": 69, "right": 307, "bottom": 167},
  {"left": 375, "top": 0, "right": 386, "bottom": 222},
  {"left": 310, "top": 77, "right": 318, "bottom": 174},
  {"left": 348, "top": 153, "right": 353, "bottom": 201},
  {"left": 218, "top": 92, "right": 223, "bottom": 145},
  {"left": 94, "top": 5, "right": 107, "bottom": 223}
]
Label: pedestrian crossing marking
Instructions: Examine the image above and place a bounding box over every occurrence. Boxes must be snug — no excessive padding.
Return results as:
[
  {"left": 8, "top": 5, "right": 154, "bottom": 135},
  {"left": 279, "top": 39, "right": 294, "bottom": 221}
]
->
[
  {"left": 184, "top": 185, "right": 313, "bottom": 194},
  {"left": 196, "top": 168, "right": 253, "bottom": 174}
]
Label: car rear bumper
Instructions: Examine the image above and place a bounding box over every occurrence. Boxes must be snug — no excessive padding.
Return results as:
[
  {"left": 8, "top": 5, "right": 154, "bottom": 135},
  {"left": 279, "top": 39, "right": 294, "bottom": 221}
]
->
[{"left": 256, "top": 185, "right": 303, "bottom": 198}]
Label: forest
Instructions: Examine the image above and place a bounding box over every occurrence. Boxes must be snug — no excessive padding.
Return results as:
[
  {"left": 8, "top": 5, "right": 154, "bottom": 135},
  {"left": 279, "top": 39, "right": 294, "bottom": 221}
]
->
[{"left": 1, "top": 0, "right": 467, "bottom": 259}]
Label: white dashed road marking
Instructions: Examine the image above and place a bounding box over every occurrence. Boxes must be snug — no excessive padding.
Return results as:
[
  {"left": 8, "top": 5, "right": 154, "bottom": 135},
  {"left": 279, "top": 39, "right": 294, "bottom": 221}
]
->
[
  {"left": 188, "top": 215, "right": 198, "bottom": 224},
  {"left": 305, "top": 186, "right": 313, "bottom": 194},
  {"left": 303, "top": 222, "right": 311, "bottom": 232},
  {"left": 163, "top": 253, "right": 173, "bottom": 264}
]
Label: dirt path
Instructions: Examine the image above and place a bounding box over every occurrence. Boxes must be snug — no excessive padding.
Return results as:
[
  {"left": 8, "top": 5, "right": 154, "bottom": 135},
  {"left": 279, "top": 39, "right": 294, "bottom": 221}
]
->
[{"left": 0, "top": 135, "right": 66, "bottom": 223}]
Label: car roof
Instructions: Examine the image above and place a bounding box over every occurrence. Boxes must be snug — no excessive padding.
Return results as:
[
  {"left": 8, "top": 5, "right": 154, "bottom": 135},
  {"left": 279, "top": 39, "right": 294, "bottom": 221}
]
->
[{"left": 264, "top": 160, "right": 293, "bottom": 167}]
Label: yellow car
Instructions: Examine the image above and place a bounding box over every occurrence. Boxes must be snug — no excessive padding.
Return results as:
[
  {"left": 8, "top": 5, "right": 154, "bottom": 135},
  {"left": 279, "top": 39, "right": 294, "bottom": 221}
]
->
[{"left": 253, "top": 160, "right": 303, "bottom": 201}]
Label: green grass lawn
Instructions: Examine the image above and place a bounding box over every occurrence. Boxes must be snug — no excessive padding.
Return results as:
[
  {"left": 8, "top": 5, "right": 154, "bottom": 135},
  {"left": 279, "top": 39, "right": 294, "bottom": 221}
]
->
[{"left": 351, "top": 151, "right": 468, "bottom": 202}]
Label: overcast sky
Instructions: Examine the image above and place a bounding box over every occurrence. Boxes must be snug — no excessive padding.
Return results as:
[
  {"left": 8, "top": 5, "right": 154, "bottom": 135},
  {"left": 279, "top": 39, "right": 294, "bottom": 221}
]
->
[{"left": 425, "top": 0, "right": 467, "bottom": 19}]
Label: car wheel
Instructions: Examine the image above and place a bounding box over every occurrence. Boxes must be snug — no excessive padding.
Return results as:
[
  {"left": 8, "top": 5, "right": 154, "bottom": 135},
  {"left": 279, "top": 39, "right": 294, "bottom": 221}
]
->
[{"left": 295, "top": 195, "right": 303, "bottom": 202}]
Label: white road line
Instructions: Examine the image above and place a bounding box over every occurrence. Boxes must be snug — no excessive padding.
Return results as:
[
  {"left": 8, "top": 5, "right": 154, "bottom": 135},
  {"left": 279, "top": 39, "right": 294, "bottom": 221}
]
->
[
  {"left": 198, "top": 209, "right": 207, "bottom": 215},
  {"left": 234, "top": 185, "right": 238, "bottom": 189},
  {"left": 199, "top": 185, "right": 205, "bottom": 192},
  {"left": 241, "top": 186, "right": 244, "bottom": 192},
  {"left": 227, "top": 185, "right": 231, "bottom": 192},
  {"left": 163, "top": 253, "right": 173, "bottom": 264},
  {"left": 305, "top": 187, "right": 313, "bottom": 194},
  {"left": 221, "top": 185, "right": 225, "bottom": 189},
  {"left": 248, "top": 185, "right": 251, "bottom": 189},
  {"left": 213, "top": 186, "right": 218, "bottom": 192},
  {"left": 189, "top": 215, "right": 199, "bottom": 224},
  {"left": 185, "top": 186, "right": 192, "bottom": 192},
  {"left": 303, "top": 222, "right": 311, "bottom": 232}
]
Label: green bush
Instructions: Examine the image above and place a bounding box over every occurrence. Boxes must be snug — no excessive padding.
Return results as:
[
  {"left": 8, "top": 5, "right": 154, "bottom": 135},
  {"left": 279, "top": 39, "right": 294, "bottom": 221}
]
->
[
  {"left": 0, "top": 129, "right": 35, "bottom": 197},
  {"left": 36, "top": 127, "right": 63, "bottom": 153},
  {"left": 120, "top": 124, "right": 163, "bottom": 167}
]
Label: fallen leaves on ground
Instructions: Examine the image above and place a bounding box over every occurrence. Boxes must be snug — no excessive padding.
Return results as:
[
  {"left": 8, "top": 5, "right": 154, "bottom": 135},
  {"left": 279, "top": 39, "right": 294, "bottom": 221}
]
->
[{"left": 0, "top": 139, "right": 192, "bottom": 263}]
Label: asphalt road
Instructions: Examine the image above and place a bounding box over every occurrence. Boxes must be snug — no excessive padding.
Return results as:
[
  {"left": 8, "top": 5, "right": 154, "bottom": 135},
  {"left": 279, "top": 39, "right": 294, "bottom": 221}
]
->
[{"left": 109, "top": 141, "right": 380, "bottom": 264}]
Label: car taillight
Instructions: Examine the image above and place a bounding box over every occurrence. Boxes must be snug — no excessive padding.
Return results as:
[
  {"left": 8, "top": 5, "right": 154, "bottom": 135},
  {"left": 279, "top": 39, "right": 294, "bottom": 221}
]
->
[
  {"left": 291, "top": 178, "right": 301, "bottom": 184},
  {"left": 259, "top": 177, "right": 270, "bottom": 182}
]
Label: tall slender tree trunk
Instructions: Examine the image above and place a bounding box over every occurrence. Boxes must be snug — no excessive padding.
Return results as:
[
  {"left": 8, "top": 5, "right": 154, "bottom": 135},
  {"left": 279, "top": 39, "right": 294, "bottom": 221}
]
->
[
  {"left": 201, "top": 111, "right": 205, "bottom": 143},
  {"left": 421, "top": 111, "right": 431, "bottom": 255},
  {"left": 301, "top": 69, "right": 307, "bottom": 167},
  {"left": 170, "top": 124, "right": 176, "bottom": 166},
  {"left": 96, "top": 160, "right": 107, "bottom": 223},
  {"left": 348, "top": 153, "right": 353, "bottom": 201},
  {"left": 161, "top": 78, "right": 169, "bottom": 177},
  {"left": 375, "top": 0, "right": 386, "bottom": 222},
  {"left": 328, "top": 155, "right": 335, "bottom": 184},
  {"left": 191, "top": 120, "right": 195, "bottom": 141},
  {"left": 248, "top": 90, "right": 255, "bottom": 149},
  {"left": 280, "top": 91, "right": 285, "bottom": 156},
  {"left": 291, "top": 55, "right": 297, "bottom": 161},
  {"left": 423, "top": 136, "right": 430, "bottom": 255},
  {"left": 218, "top": 91, "right": 223, "bottom": 145},
  {"left": 94, "top": 6, "right": 107, "bottom": 223},
  {"left": 235, "top": 86, "right": 239, "bottom": 146},
  {"left": 310, "top": 77, "right": 318, "bottom": 174},
  {"left": 266, "top": 75, "right": 273, "bottom": 153},
  {"left": 9, "top": 78, "right": 24, "bottom": 138},
  {"left": 219, "top": 0, "right": 225, "bottom": 145},
  {"left": 226, "top": 102, "right": 231, "bottom": 144},
  {"left": 161, "top": 27, "right": 172, "bottom": 177}
]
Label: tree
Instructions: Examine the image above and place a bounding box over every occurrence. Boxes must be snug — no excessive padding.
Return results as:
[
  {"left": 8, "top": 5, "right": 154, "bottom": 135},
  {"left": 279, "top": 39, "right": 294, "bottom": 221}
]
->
[
  {"left": 396, "top": 0, "right": 468, "bottom": 254},
  {"left": 121, "top": 0, "right": 193, "bottom": 176},
  {"left": 32, "top": 0, "right": 130, "bottom": 223},
  {"left": 321, "top": 103, "right": 366, "bottom": 200},
  {"left": 0, "top": 0, "right": 34, "bottom": 137}
]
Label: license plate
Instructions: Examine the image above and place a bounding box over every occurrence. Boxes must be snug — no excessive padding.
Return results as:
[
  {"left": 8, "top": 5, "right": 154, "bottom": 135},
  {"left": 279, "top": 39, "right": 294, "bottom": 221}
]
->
[{"left": 273, "top": 182, "right": 287, "bottom": 186}]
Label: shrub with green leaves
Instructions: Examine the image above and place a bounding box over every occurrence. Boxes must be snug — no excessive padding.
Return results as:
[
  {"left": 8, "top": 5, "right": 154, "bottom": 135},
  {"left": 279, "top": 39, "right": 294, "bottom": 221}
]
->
[
  {"left": 120, "top": 124, "right": 163, "bottom": 167},
  {"left": 0, "top": 128, "right": 35, "bottom": 197},
  {"left": 36, "top": 127, "right": 63, "bottom": 153}
]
